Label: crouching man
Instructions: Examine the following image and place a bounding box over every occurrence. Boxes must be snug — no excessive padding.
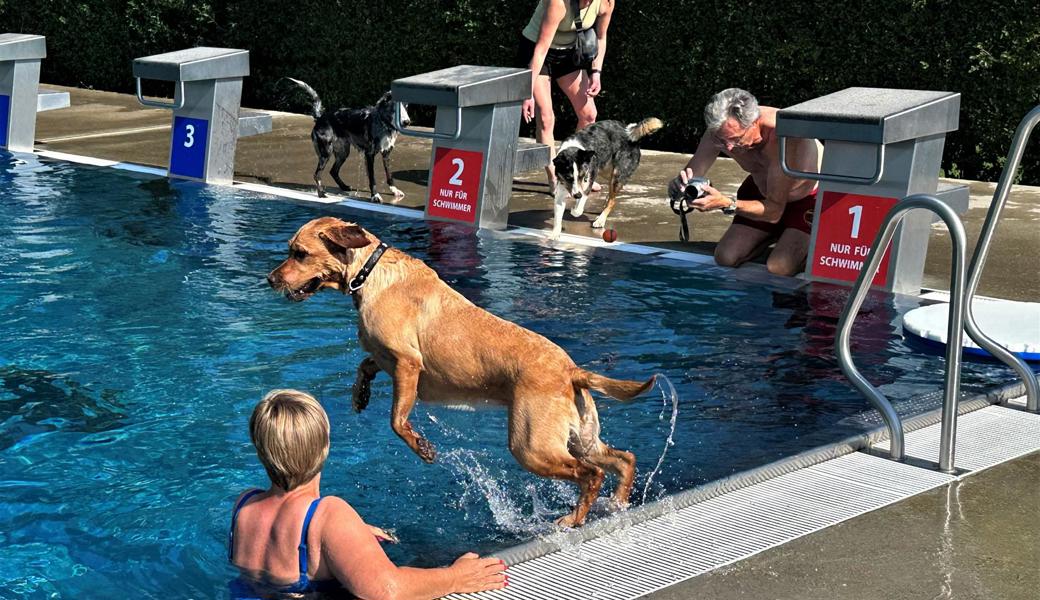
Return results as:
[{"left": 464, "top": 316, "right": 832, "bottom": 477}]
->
[{"left": 668, "top": 88, "right": 822, "bottom": 276}]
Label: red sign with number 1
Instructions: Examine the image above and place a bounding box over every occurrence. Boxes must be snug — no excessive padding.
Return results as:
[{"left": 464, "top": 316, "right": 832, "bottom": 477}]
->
[
  {"left": 811, "top": 191, "right": 898, "bottom": 286},
  {"left": 427, "top": 147, "right": 483, "bottom": 224}
]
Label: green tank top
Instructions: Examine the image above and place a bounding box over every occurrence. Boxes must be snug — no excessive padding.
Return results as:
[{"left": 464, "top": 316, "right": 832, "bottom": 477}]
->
[{"left": 522, "top": 0, "right": 602, "bottom": 50}]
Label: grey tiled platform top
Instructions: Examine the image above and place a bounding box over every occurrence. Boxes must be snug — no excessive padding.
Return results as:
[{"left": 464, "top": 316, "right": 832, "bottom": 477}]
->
[
  {"left": 132, "top": 47, "right": 249, "bottom": 82},
  {"left": 777, "top": 87, "right": 960, "bottom": 144},
  {"left": 0, "top": 33, "right": 46, "bottom": 61},
  {"left": 392, "top": 65, "right": 530, "bottom": 108}
]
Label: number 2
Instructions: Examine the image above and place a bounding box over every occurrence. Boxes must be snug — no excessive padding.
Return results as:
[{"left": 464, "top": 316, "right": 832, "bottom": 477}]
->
[
  {"left": 848, "top": 205, "right": 863, "bottom": 239},
  {"left": 184, "top": 124, "right": 195, "bottom": 148},
  {"left": 448, "top": 158, "right": 464, "bottom": 186}
]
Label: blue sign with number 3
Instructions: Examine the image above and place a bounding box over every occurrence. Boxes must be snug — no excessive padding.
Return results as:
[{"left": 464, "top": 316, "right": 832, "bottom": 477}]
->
[
  {"left": 170, "top": 116, "right": 208, "bottom": 179},
  {"left": 0, "top": 95, "right": 10, "bottom": 148}
]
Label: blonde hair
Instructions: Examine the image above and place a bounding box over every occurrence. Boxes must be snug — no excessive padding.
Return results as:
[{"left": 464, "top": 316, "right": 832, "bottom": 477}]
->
[{"left": 250, "top": 389, "right": 330, "bottom": 491}]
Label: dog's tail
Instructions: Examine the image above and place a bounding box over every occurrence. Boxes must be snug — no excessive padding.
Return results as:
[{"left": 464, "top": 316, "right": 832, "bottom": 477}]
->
[
  {"left": 626, "top": 117, "right": 664, "bottom": 142},
  {"left": 572, "top": 368, "right": 656, "bottom": 402},
  {"left": 283, "top": 77, "right": 323, "bottom": 119}
]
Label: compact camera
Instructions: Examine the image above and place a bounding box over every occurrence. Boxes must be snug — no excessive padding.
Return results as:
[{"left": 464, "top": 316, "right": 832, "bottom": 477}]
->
[{"left": 682, "top": 177, "right": 711, "bottom": 200}]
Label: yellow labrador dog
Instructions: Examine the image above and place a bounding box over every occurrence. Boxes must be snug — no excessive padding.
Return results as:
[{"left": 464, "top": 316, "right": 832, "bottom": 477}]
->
[{"left": 267, "top": 217, "right": 655, "bottom": 527}]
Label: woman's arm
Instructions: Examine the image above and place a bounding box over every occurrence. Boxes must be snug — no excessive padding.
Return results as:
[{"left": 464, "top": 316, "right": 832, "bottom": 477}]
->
[
  {"left": 587, "top": 0, "right": 613, "bottom": 96},
  {"left": 321, "top": 497, "right": 505, "bottom": 600},
  {"left": 524, "top": 0, "right": 568, "bottom": 120}
]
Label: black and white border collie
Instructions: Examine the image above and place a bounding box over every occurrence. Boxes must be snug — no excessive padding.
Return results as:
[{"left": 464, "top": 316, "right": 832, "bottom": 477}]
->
[
  {"left": 550, "top": 118, "right": 663, "bottom": 240},
  {"left": 287, "top": 78, "right": 411, "bottom": 203}
]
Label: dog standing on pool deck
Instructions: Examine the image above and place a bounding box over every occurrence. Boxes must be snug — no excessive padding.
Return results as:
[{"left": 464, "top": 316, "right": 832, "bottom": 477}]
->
[
  {"left": 550, "top": 118, "right": 663, "bottom": 240},
  {"left": 267, "top": 217, "right": 656, "bottom": 527},
  {"left": 286, "top": 78, "right": 410, "bottom": 203}
]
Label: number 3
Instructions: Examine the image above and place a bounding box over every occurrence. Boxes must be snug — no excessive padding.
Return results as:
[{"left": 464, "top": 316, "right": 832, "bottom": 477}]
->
[
  {"left": 184, "top": 124, "right": 195, "bottom": 148},
  {"left": 449, "top": 157, "right": 464, "bottom": 186},
  {"left": 848, "top": 205, "right": 863, "bottom": 239}
]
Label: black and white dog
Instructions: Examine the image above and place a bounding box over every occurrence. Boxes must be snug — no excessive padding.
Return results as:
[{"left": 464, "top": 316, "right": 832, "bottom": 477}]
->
[
  {"left": 550, "top": 118, "right": 663, "bottom": 240},
  {"left": 287, "top": 78, "right": 411, "bottom": 203}
]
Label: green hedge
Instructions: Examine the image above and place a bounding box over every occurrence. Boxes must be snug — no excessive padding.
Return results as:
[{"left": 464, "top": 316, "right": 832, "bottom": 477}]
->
[{"left": 5, "top": 0, "right": 1038, "bottom": 183}]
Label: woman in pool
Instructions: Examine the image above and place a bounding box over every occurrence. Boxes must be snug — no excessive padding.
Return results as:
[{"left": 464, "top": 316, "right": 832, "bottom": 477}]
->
[
  {"left": 229, "top": 389, "right": 507, "bottom": 599},
  {"left": 519, "top": 0, "right": 615, "bottom": 188}
]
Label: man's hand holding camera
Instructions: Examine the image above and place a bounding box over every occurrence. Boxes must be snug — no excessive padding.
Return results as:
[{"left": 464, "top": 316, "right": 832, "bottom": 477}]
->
[{"left": 670, "top": 168, "right": 737, "bottom": 215}]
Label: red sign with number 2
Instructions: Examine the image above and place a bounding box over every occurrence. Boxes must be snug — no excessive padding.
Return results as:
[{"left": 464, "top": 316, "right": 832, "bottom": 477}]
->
[
  {"left": 427, "top": 147, "right": 484, "bottom": 225},
  {"left": 811, "top": 191, "right": 898, "bottom": 287}
]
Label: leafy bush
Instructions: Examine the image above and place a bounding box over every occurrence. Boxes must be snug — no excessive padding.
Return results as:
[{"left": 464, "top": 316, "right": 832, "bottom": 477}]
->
[{"left": 4, "top": 0, "right": 1037, "bottom": 183}]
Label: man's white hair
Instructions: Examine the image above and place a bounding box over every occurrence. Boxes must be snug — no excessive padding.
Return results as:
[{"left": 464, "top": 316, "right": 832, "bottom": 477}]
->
[{"left": 704, "top": 88, "right": 760, "bottom": 132}]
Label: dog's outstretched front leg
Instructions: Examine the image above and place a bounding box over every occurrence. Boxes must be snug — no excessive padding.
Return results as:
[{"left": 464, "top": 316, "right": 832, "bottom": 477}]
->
[
  {"left": 382, "top": 150, "right": 404, "bottom": 199},
  {"left": 351, "top": 356, "right": 381, "bottom": 413},
  {"left": 592, "top": 170, "right": 620, "bottom": 229},
  {"left": 390, "top": 359, "right": 435, "bottom": 462},
  {"left": 364, "top": 152, "right": 383, "bottom": 203},
  {"left": 550, "top": 183, "right": 569, "bottom": 241}
]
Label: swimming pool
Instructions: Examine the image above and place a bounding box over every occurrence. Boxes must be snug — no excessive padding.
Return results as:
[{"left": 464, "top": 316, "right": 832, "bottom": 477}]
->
[{"left": 0, "top": 154, "right": 1017, "bottom": 597}]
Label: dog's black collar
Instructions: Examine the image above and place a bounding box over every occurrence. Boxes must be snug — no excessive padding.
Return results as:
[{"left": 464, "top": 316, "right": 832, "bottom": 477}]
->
[{"left": 347, "top": 242, "right": 390, "bottom": 303}]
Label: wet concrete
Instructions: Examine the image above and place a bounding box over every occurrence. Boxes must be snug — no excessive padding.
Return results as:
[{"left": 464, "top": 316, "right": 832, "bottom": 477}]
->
[
  {"left": 34, "top": 85, "right": 1040, "bottom": 301},
  {"left": 31, "top": 85, "right": 1040, "bottom": 598},
  {"left": 642, "top": 451, "right": 1040, "bottom": 600}
]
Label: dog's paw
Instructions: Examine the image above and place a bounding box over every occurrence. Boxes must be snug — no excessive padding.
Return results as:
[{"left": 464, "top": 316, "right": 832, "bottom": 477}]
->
[
  {"left": 548, "top": 229, "right": 562, "bottom": 242},
  {"left": 607, "top": 497, "right": 631, "bottom": 513},
  {"left": 591, "top": 218, "right": 606, "bottom": 229},
  {"left": 570, "top": 207, "right": 585, "bottom": 218},
  {"left": 317, "top": 189, "right": 327, "bottom": 199},
  {"left": 415, "top": 437, "right": 437, "bottom": 463},
  {"left": 371, "top": 193, "right": 384, "bottom": 204},
  {"left": 390, "top": 186, "right": 405, "bottom": 198},
  {"left": 351, "top": 380, "right": 371, "bottom": 413},
  {"left": 554, "top": 513, "right": 583, "bottom": 529}
]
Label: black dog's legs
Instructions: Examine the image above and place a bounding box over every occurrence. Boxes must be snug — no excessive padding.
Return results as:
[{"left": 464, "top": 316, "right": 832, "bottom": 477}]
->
[
  {"left": 382, "top": 149, "right": 403, "bottom": 198},
  {"left": 330, "top": 141, "right": 352, "bottom": 193},
  {"left": 313, "top": 144, "right": 331, "bottom": 198},
  {"left": 364, "top": 152, "right": 382, "bottom": 203},
  {"left": 352, "top": 356, "right": 381, "bottom": 413}
]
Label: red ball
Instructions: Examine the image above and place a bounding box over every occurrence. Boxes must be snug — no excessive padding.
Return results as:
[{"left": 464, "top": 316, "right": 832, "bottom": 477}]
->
[{"left": 602, "top": 228, "right": 618, "bottom": 243}]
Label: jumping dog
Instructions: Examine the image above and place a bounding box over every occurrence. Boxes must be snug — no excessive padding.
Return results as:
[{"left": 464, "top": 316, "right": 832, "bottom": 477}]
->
[
  {"left": 287, "top": 78, "right": 410, "bottom": 203},
  {"left": 267, "top": 217, "right": 656, "bottom": 527}
]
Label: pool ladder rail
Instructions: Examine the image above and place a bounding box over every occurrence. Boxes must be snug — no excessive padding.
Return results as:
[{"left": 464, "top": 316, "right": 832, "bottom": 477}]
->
[{"left": 837, "top": 105, "right": 1040, "bottom": 474}]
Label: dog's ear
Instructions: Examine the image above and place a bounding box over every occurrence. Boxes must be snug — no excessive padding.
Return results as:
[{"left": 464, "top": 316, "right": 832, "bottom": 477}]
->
[
  {"left": 319, "top": 223, "right": 372, "bottom": 255},
  {"left": 552, "top": 154, "right": 568, "bottom": 172},
  {"left": 577, "top": 149, "right": 596, "bottom": 164}
]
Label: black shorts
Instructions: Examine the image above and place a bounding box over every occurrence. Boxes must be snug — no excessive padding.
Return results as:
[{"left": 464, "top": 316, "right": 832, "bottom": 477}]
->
[{"left": 516, "top": 35, "right": 589, "bottom": 80}]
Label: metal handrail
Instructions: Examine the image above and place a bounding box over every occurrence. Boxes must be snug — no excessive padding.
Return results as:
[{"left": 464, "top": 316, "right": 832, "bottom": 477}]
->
[
  {"left": 837, "top": 195, "right": 968, "bottom": 472},
  {"left": 963, "top": 105, "right": 1040, "bottom": 413},
  {"left": 779, "top": 135, "right": 885, "bottom": 185},
  {"left": 135, "top": 78, "right": 185, "bottom": 110},
  {"left": 394, "top": 103, "right": 463, "bottom": 141}
]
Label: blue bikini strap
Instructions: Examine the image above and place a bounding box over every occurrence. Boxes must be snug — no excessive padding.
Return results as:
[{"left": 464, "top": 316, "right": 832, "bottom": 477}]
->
[
  {"left": 298, "top": 498, "right": 324, "bottom": 577},
  {"left": 228, "top": 489, "right": 264, "bottom": 562}
]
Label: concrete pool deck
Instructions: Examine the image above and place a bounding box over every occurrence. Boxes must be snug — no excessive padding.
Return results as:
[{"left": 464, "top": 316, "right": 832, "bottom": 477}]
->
[{"left": 30, "top": 85, "right": 1040, "bottom": 599}]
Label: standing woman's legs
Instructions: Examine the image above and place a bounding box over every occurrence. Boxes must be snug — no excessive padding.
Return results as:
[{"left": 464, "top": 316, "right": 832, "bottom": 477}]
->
[
  {"left": 556, "top": 69, "right": 597, "bottom": 129},
  {"left": 532, "top": 74, "right": 557, "bottom": 187},
  {"left": 557, "top": 69, "right": 600, "bottom": 190}
]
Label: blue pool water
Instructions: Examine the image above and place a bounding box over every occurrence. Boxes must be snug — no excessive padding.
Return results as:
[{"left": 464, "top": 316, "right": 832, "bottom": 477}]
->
[{"left": 0, "top": 155, "right": 1016, "bottom": 597}]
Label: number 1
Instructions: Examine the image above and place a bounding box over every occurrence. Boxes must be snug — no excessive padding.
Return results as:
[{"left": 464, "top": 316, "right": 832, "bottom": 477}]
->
[{"left": 848, "top": 205, "right": 863, "bottom": 239}]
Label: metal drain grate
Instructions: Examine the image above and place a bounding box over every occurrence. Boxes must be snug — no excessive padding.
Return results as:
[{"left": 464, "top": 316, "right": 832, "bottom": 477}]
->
[
  {"left": 874, "top": 405, "right": 1040, "bottom": 472},
  {"left": 448, "top": 452, "right": 954, "bottom": 600}
]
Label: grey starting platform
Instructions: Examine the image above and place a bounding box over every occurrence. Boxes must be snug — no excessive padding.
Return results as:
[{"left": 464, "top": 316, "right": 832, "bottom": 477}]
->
[
  {"left": 778, "top": 87, "right": 961, "bottom": 144},
  {"left": 514, "top": 139, "right": 551, "bottom": 175},
  {"left": 132, "top": 46, "right": 269, "bottom": 183},
  {"left": 37, "top": 87, "right": 70, "bottom": 112}
]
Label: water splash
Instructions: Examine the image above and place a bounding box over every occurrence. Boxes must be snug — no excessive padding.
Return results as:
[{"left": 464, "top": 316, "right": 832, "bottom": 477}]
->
[{"left": 641, "top": 373, "right": 680, "bottom": 504}]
